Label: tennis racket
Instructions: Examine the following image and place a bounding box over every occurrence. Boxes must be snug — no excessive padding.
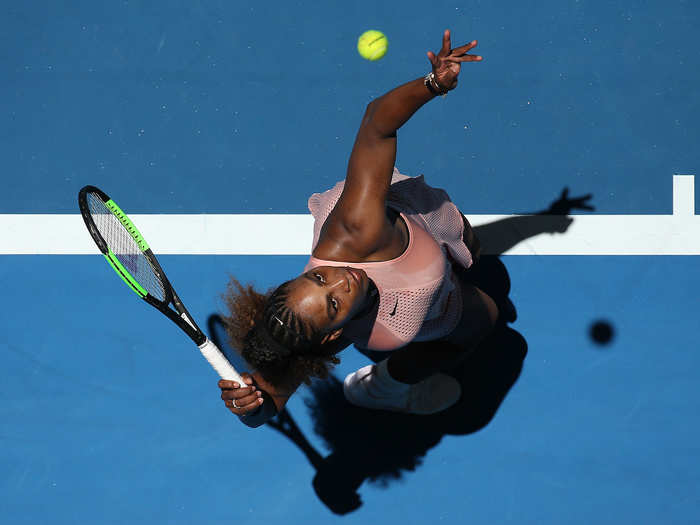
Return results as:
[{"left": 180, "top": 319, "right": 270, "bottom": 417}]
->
[{"left": 78, "top": 185, "right": 247, "bottom": 385}]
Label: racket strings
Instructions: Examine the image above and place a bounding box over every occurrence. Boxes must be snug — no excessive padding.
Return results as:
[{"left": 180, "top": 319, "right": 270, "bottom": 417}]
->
[{"left": 86, "top": 192, "right": 166, "bottom": 301}]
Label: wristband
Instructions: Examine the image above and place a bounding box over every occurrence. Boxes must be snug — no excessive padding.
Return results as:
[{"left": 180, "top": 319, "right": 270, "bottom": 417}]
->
[{"left": 424, "top": 72, "right": 448, "bottom": 97}]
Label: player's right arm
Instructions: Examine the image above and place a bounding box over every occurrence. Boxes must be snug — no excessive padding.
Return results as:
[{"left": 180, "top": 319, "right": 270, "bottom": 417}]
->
[
  {"left": 220, "top": 334, "right": 353, "bottom": 428},
  {"left": 219, "top": 372, "right": 298, "bottom": 428}
]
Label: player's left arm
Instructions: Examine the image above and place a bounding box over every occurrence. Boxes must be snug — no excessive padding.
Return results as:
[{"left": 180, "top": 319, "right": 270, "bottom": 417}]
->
[{"left": 323, "top": 31, "right": 481, "bottom": 245}]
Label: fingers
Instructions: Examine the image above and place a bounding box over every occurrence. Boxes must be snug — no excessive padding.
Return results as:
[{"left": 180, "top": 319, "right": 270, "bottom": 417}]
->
[
  {"left": 223, "top": 390, "right": 263, "bottom": 413},
  {"left": 218, "top": 372, "right": 254, "bottom": 388},
  {"left": 451, "top": 40, "right": 479, "bottom": 56},
  {"left": 218, "top": 376, "right": 264, "bottom": 416},
  {"left": 218, "top": 376, "right": 254, "bottom": 390},
  {"left": 445, "top": 54, "right": 482, "bottom": 63},
  {"left": 224, "top": 400, "right": 264, "bottom": 415},
  {"left": 447, "top": 41, "right": 482, "bottom": 62},
  {"left": 224, "top": 394, "right": 263, "bottom": 414},
  {"left": 430, "top": 35, "right": 482, "bottom": 66},
  {"left": 574, "top": 194, "right": 595, "bottom": 211},
  {"left": 439, "top": 29, "right": 452, "bottom": 56},
  {"left": 220, "top": 384, "right": 255, "bottom": 400}
]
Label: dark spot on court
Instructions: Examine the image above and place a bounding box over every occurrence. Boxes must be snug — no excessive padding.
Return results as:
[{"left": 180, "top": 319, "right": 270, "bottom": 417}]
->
[{"left": 589, "top": 320, "right": 614, "bottom": 346}]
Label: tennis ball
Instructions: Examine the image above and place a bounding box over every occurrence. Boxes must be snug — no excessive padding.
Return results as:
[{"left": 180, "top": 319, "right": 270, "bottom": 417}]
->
[{"left": 357, "top": 30, "right": 388, "bottom": 61}]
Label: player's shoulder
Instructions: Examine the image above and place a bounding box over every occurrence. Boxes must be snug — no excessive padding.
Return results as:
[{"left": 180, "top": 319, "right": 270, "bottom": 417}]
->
[{"left": 313, "top": 208, "right": 393, "bottom": 261}]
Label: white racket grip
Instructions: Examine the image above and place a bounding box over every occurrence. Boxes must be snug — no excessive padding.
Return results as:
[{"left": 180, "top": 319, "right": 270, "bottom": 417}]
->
[{"left": 198, "top": 338, "right": 247, "bottom": 385}]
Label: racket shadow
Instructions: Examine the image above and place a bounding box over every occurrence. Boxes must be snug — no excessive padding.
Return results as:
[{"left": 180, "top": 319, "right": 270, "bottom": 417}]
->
[
  {"left": 207, "top": 314, "right": 253, "bottom": 373},
  {"left": 207, "top": 313, "right": 347, "bottom": 506}
]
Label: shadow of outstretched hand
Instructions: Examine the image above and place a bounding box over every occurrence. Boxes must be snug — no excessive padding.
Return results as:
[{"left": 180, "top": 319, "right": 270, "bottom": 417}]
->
[
  {"left": 475, "top": 187, "right": 595, "bottom": 255},
  {"left": 540, "top": 187, "right": 595, "bottom": 233},
  {"left": 544, "top": 187, "right": 595, "bottom": 216}
]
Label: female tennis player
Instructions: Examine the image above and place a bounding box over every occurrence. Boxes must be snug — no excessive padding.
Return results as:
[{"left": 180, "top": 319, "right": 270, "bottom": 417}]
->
[{"left": 219, "top": 30, "right": 505, "bottom": 427}]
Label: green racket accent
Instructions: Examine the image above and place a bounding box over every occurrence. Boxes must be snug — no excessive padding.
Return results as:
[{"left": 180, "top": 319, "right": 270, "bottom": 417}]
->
[
  {"left": 105, "top": 250, "right": 148, "bottom": 298},
  {"left": 105, "top": 199, "right": 150, "bottom": 252}
]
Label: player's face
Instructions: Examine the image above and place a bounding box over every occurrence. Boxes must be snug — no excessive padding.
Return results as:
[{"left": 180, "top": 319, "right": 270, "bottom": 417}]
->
[{"left": 286, "top": 266, "right": 372, "bottom": 335}]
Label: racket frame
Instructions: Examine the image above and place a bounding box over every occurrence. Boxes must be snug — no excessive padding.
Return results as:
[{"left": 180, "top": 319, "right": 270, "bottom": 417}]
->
[
  {"left": 78, "top": 185, "right": 205, "bottom": 346},
  {"left": 78, "top": 184, "right": 251, "bottom": 393}
]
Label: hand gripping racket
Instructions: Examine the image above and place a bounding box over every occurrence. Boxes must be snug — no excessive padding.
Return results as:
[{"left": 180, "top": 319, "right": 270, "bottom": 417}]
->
[{"left": 78, "top": 185, "right": 246, "bottom": 385}]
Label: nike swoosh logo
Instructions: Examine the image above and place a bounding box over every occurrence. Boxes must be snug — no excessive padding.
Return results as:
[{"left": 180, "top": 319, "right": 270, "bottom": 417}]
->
[{"left": 389, "top": 299, "right": 398, "bottom": 316}]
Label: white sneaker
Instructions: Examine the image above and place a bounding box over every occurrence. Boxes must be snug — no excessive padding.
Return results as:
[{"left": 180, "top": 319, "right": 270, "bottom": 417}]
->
[{"left": 343, "top": 364, "right": 462, "bottom": 415}]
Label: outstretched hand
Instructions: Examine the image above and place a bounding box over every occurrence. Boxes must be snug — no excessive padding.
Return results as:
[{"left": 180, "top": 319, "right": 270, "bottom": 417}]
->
[{"left": 427, "top": 29, "right": 482, "bottom": 92}]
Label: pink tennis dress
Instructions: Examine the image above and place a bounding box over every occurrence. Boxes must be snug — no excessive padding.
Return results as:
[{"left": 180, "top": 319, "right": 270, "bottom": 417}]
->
[{"left": 304, "top": 167, "right": 474, "bottom": 351}]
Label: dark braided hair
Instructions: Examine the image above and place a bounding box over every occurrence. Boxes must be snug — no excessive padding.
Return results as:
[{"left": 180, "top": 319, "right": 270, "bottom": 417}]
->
[
  {"left": 262, "top": 281, "right": 320, "bottom": 353},
  {"left": 222, "top": 277, "right": 340, "bottom": 388}
]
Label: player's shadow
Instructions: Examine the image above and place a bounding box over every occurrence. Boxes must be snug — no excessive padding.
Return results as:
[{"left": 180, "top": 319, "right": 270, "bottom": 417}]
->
[{"left": 207, "top": 187, "right": 593, "bottom": 515}]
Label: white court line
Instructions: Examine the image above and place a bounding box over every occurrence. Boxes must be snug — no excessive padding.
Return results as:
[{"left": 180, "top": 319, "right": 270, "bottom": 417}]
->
[
  {"left": 1, "top": 175, "right": 697, "bottom": 255},
  {"left": 673, "top": 175, "right": 694, "bottom": 216}
]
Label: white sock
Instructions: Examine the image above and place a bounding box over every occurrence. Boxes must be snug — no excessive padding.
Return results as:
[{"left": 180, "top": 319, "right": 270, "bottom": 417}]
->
[{"left": 365, "top": 358, "right": 410, "bottom": 398}]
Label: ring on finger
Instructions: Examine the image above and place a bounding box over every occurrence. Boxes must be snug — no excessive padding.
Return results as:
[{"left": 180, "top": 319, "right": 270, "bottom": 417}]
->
[{"left": 232, "top": 399, "right": 239, "bottom": 409}]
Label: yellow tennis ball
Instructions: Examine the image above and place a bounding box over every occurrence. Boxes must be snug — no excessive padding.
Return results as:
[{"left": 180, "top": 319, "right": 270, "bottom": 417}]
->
[{"left": 357, "top": 30, "right": 388, "bottom": 61}]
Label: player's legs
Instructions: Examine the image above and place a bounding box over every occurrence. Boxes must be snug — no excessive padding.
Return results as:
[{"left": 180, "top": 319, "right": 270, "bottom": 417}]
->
[{"left": 343, "top": 284, "right": 498, "bottom": 414}]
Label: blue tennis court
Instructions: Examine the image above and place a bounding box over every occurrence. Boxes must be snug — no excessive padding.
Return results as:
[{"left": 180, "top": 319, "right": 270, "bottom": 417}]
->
[{"left": 2, "top": 1, "right": 699, "bottom": 523}]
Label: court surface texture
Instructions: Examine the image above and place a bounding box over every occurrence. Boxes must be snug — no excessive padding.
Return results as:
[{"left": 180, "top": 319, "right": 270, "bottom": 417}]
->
[{"left": 2, "top": 1, "right": 699, "bottom": 523}]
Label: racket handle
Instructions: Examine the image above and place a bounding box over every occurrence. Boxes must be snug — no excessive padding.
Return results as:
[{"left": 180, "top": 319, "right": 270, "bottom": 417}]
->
[{"left": 198, "top": 338, "right": 248, "bottom": 385}]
